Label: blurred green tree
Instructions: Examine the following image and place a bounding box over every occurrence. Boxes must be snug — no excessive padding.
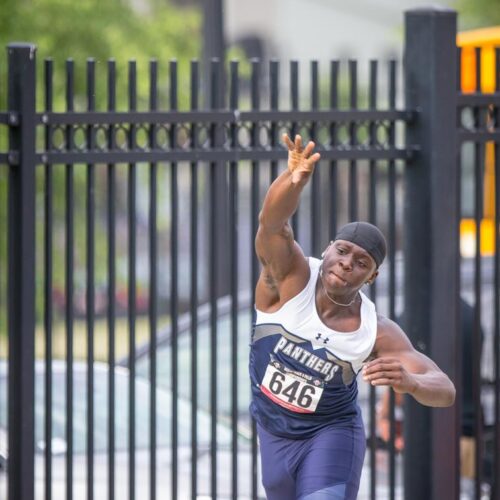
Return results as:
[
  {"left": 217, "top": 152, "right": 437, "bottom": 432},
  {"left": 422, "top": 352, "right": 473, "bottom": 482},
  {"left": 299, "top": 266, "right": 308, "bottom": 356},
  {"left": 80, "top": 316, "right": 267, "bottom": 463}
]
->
[
  {"left": 0, "top": 0, "right": 201, "bottom": 110},
  {"left": 0, "top": 0, "right": 201, "bottom": 330},
  {"left": 457, "top": 0, "right": 500, "bottom": 28}
]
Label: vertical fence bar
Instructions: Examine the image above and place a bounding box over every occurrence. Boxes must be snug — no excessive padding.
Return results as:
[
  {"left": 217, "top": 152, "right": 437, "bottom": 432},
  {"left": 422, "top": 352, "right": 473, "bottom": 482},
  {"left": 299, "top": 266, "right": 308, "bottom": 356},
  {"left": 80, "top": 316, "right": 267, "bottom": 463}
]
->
[
  {"left": 86, "top": 57, "right": 96, "bottom": 500},
  {"left": 493, "top": 46, "right": 500, "bottom": 500},
  {"left": 202, "top": 0, "right": 225, "bottom": 108},
  {"left": 65, "top": 58, "right": 75, "bottom": 500},
  {"left": 348, "top": 59, "right": 358, "bottom": 221},
  {"left": 404, "top": 9, "right": 460, "bottom": 500},
  {"left": 106, "top": 59, "right": 117, "bottom": 500},
  {"left": 290, "top": 60, "right": 299, "bottom": 238},
  {"left": 455, "top": 46, "right": 464, "bottom": 500},
  {"left": 250, "top": 58, "right": 261, "bottom": 500},
  {"left": 229, "top": 59, "right": 239, "bottom": 500},
  {"left": 329, "top": 61, "right": 339, "bottom": 238},
  {"left": 7, "top": 41, "right": 36, "bottom": 500},
  {"left": 270, "top": 60, "right": 279, "bottom": 182},
  {"left": 290, "top": 59, "right": 299, "bottom": 139},
  {"left": 44, "top": 57, "right": 54, "bottom": 500},
  {"left": 169, "top": 58, "right": 179, "bottom": 500},
  {"left": 0, "top": 63, "right": 6, "bottom": 498},
  {"left": 210, "top": 53, "right": 230, "bottom": 299},
  {"left": 127, "top": 59, "right": 137, "bottom": 500},
  {"left": 310, "top": 61, "right": 320, "bottom": 255},
  {"left": 189, "top": 59, "right": 199, "bottom": 500},
  {"left": 387, "top": 59, "right": 397, "bottom": 319},
  {"left": 367, "top": 58, "right": 378, "bottom": 500},
  {"left": 148, "top": 58, "right": 158, "bottom": 500},
  {"left": 472, "top": 46, "right": 484, "bottom": 500},
  {"left": 387, "top": 59, "right": 397, "bottom": 500},
  {"left": 367, "top": 59, "right": 378, "bottom": 241},
  {"left": 209, "top": 58, "right": 220, "bottom": 500}
]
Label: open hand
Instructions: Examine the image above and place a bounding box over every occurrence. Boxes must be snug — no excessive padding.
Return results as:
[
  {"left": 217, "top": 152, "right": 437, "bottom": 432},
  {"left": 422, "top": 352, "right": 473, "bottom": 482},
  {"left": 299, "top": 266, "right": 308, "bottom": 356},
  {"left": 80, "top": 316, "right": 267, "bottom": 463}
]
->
[
  {"left": 362, "top": 357, "right": 418, "bottom": 395},
  {"left": 283, "top": 134, "right": 321, "bottom": 185}
]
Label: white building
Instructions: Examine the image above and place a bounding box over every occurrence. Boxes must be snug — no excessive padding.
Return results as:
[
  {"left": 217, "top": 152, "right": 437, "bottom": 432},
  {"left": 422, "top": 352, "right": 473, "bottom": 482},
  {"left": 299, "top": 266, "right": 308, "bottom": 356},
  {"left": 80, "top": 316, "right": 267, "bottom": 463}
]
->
[{"left": 225, "top": 0, "right": 456, "bottom": 63}]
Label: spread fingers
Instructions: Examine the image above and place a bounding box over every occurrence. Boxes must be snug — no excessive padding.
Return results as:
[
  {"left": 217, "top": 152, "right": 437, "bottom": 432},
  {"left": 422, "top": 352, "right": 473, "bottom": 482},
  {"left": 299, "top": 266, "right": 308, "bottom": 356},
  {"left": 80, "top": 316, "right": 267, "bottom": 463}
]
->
[
  {"left": 307, "top": 152, "right": 321, "bottom": 166},
  {"left": 282, "top": 133, "right": 295, "bottom": 150},
  {"left": 294, "top": 134, "right": 303, "bottom": 151},
  {"left": 302, "top": 140, "right": 316, "bottom": 158}
]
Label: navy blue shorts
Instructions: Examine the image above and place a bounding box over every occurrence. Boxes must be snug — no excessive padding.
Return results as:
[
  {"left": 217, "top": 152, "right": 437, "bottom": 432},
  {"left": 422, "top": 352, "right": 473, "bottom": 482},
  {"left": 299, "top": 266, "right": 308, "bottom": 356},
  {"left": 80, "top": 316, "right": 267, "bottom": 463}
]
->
[{"left": 257, "top": 418, "right": 366, "bottom": 500}]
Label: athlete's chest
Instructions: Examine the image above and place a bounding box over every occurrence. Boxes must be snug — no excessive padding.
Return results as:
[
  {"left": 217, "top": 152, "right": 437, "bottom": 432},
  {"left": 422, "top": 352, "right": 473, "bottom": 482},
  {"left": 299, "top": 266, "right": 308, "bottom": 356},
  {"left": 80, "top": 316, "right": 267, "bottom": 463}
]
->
[
  {"left": 252, "top": 331, "right": 358, "bottom": 413},
  {"left": 315, "top": 301, "right": 362, "bottom": 332}
]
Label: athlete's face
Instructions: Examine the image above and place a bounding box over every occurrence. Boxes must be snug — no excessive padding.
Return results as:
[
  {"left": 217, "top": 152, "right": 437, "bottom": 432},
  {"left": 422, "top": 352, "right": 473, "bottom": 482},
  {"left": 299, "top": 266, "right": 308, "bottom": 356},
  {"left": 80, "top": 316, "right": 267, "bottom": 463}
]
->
[{"left": 321, "top": 240, "right": 378, "bottom": 291}]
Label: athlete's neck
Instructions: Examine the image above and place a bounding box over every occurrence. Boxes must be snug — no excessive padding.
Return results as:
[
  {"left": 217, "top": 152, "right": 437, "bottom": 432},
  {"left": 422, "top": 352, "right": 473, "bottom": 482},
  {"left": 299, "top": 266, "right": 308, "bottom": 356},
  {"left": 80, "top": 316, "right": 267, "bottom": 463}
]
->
[{"left": 318, "top": 270, "right": 360, "bottom": 309}]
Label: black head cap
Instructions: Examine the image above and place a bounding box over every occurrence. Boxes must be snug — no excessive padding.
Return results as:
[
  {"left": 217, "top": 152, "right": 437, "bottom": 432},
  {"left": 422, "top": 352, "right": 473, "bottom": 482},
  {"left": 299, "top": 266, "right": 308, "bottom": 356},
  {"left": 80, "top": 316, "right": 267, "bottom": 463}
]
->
[{"left": 334, "top": 221, "right": 387, "bottom": 268}]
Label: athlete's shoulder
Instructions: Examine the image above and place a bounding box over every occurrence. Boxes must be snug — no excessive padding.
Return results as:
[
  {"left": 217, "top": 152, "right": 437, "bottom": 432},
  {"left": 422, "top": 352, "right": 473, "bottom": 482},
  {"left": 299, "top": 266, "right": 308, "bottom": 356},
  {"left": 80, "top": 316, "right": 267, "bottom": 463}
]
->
[
  {"left": 376, "top": 314, "right": 407, "bottom": 338},
  {"left": 374, "top": 314, "right": 412, "bottom": 354},
  {"left": 376, "top": 314, "right": 400, "bottom": 332}
]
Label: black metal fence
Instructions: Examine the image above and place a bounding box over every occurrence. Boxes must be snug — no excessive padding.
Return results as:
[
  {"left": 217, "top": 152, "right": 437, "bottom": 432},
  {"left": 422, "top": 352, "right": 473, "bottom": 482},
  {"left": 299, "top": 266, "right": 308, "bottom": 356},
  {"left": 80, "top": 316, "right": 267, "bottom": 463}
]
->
[
  {"left": 456, "top": 45, "right": 500, "bottom": 500},
  {"left": 0, "top": 7, "right": 498, "bottom": 500}
]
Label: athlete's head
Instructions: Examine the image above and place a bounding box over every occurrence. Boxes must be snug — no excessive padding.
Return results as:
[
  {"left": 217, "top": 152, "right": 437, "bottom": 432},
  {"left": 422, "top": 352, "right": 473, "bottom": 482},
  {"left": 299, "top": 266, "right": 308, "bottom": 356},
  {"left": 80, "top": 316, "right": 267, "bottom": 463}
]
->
[
  {"left": 333, "top": 221, "right": 386, "bottom": 269},
  {"left": 321, "top": 222, "right": 386, "bottom": 289}
]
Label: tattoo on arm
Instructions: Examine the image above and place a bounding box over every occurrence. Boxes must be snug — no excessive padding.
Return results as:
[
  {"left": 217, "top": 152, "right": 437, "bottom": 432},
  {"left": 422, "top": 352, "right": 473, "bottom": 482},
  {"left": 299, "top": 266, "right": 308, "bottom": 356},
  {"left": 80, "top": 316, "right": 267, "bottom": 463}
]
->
[{"left": 263, "top": 271, "right": 277, "bottom": 290}]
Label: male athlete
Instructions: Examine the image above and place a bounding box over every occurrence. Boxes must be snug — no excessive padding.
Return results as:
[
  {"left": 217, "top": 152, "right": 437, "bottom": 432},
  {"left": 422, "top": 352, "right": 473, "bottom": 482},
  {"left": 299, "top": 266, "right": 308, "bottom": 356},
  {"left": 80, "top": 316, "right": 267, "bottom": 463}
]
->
[{"left": 249, "top": 134, "right": 456, "bottom": 500}]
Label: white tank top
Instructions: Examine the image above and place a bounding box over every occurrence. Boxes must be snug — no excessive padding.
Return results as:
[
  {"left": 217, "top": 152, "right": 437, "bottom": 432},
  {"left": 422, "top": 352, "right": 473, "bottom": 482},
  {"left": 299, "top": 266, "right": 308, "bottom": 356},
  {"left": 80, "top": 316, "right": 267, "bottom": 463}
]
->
[{"left": 255, "top": 257, "right": 378, "bottom": 373}]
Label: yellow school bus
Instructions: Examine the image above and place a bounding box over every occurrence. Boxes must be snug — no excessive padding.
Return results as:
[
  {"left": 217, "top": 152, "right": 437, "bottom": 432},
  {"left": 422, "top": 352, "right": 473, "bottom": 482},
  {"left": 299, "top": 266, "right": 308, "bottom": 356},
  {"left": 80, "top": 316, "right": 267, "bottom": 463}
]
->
[{"left": 457, "top": 27, "right": 498, "bottom": 257}]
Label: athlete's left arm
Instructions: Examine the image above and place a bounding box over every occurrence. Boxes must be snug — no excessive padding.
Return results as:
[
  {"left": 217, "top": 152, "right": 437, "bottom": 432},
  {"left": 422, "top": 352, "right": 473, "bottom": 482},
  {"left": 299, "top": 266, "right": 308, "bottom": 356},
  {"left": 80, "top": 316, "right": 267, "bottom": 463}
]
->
[{"left": 362, "top": 316, "right": 456, "bottom": 408}]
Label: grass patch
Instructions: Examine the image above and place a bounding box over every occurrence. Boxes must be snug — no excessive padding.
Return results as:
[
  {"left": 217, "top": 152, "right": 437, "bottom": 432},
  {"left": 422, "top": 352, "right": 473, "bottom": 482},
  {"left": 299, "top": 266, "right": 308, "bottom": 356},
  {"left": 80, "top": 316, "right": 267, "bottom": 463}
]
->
[{"left": 0, "top": 315, "right": 171, "bottom": 363}]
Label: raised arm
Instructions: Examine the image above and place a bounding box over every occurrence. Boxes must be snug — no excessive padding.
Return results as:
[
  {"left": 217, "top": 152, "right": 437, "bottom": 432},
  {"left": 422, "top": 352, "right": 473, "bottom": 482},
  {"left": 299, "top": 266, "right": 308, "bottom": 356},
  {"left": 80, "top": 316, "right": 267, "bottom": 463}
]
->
[
  {"left": 363, "top": 316, "right": 456, "bottom": 408},
  {"left": 255, "top": 134, "right": 321, "bottom": 310}
]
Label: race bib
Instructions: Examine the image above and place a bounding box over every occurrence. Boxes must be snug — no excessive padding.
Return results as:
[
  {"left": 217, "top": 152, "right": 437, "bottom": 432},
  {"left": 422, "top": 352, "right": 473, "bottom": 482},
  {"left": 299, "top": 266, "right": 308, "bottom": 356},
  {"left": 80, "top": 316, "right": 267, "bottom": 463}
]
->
[{"left": 260, "top": 361, "right": 324, "bottom": 413}]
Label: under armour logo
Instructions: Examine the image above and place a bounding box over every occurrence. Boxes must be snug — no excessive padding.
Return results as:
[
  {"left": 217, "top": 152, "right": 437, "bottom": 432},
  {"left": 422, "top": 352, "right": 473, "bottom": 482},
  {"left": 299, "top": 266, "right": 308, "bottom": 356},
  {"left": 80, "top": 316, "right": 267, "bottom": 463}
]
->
[{"left": 315, "top": 333, "right": 330, "bottom": 344}]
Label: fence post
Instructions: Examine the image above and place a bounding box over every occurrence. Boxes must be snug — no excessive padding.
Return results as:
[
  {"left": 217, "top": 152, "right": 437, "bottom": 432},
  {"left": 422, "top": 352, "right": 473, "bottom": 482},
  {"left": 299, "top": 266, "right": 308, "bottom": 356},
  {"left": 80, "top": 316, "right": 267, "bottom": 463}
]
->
[
  {"left": 7, "top": 42, "right": 37, "bottom": 500},
  {"left": 404, "top": 8, "right": 460, "bottom": 500}
]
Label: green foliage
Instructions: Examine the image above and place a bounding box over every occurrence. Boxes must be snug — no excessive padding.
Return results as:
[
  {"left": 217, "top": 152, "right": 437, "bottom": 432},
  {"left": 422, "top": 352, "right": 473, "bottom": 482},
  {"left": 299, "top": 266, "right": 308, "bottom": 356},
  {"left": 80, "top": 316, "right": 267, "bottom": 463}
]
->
[
  {"left": 0, "top": 0, "right": 202, "bottom": 326},
  {"left": 0, "top": 0, "right": 201, "bottom": 110},
  {"left": 457, "top": 0, "right": 500, "bottom": 29}
]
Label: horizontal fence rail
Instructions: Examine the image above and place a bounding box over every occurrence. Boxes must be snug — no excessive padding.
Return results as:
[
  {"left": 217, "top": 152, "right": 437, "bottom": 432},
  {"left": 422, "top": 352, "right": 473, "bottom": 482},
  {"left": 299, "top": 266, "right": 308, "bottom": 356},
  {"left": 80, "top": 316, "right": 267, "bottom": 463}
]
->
[
  {"left": 458, "top": 91, "right": 500, "bottom": 143},
  {"left": 37, "top": 109, "right": 413, "bottom": 124},
  {"left": 457, "top": 92, "right": 500, "bottom": 106},
  {"left": 5, "top": 108, "right": 416, "bottom": 165}
]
